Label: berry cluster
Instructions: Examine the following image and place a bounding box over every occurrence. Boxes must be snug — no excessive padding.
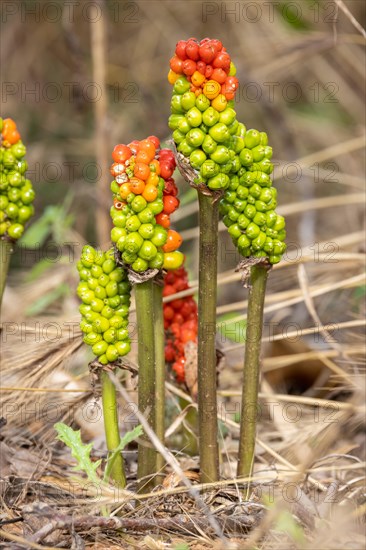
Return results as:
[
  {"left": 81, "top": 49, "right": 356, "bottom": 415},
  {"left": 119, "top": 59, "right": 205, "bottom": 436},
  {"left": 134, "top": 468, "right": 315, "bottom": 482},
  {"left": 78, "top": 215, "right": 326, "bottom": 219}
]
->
[
  {"left": 109, "top": 137, "right": 184, "bottom": 272},
  {"left": 0, "top": 118, "right": 35, "bottom": 240},
  {"left": 219, "top": 128, "right": 286, "bottom": 264},
  {"left": 163, "top": 266, "right": 198, "bottom": 383},
  {"left": 168, "top": 38, "right": 239, "bottom": 101},
  {"left": 169, "top": 39, "right": 286, "bottom": 264},
  {"left": 77, "top": 245, "right": 131, "bottom": 365}
]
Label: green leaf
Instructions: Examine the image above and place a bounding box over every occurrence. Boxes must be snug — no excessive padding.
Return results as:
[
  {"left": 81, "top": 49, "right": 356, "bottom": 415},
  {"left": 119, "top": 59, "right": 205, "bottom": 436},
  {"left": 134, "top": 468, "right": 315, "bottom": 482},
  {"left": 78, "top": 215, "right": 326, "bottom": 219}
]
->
[
  {"left": 19, "top": 216, "right": 52, "bottom": 248},
  {"left": 104, "top": 425, "right": 143, "bottom": 482},
  {"left": 217, "top": 312, "right": 247, "bottom": 344},
  {"left": 25, "top": 258, "right": 54, "bottom": 282},
  {"left": 54, "top": 423, "right": 101, "bottom": 485},
  {"left": 25, "top": 283, "right": 69, "bottom": 316},
  {"left": 275, "top": 509, "right": 306, "bottom": 544},
  {"left": 275, "top": 2, "right": 310, "bottom": 30}
]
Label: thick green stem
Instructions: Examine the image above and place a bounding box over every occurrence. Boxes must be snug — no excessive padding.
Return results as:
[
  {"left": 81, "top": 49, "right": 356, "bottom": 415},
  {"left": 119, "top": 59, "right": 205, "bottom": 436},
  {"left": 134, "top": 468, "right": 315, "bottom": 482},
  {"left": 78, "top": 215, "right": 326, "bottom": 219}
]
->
[
  {"left": 0, "top": 239, "right": 13, "bottom": 311},
  {"left": 101, "top": 371, "right": 126, "bottom": 488},
  {"left": 135, "top": 279, "right": 156, "bottom": 491},
  {"left": 237, "top": 265, "right": 268, "bottom": 480},
  {"left": 153, "top": 282, "right": 165, "bottom": 479},
  {"left": 197, "top": 192, "right": 219, "bottom": 483}
]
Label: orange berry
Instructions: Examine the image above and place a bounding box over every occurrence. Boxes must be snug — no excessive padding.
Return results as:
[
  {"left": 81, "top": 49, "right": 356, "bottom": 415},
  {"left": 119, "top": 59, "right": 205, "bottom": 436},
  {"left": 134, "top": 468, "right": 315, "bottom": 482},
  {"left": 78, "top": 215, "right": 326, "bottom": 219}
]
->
[
  {"left": 203, "top": 80, "right": 221, "bottom": 99},
  {"left": 142, "top": 183, "right": 158, "bottom": 202},
  {"left": 128, "top": 140, "right": 140, "bottom": 154},
  {"left": 210, "top": 94, "right": 227, "bottom": 112},
  {"left": 134, "top": 162, "right": 150, "bottom": 181},
  {"left": 168, "top": 70, "right": 179, "bottom": 84},
  {"left": 162, "top": 229, "right": 183, "bottom": 252},
  {"left": 2, "top": 118, "right": 17, "bottom": 134},
  {"left": 4, "top": 129, "right": 20, "bottom": 145},
  {"left": 191, "top": 70, "right": 206, "bottom": 87},
  {"left": 139, "top": 139, "right": 156, "bottom": 162},
  {"left": 149, "top": 159, "right": 161, "bottom": 176},
  {"left": 129, "top": 177, "right": 145, "bottom": 195},
  {"left": 155, "top": 212, "right": 170, "bottom": 229},
  {"left": 135, "top": 150, "right": 151, "bottom": 165},
  {"left": 145, "top": 172, "right": 159, "bottom": 187}
]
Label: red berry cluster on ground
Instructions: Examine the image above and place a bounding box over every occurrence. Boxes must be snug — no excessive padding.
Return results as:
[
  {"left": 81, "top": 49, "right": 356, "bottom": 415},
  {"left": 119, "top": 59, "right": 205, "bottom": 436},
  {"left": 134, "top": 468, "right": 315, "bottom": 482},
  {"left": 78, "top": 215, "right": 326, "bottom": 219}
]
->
[
  {"left": 163, "top": 266, "right": 198, "bottom": 383},
  {"left": 168, "top": 37, "right": 239, "bottom": 100}
]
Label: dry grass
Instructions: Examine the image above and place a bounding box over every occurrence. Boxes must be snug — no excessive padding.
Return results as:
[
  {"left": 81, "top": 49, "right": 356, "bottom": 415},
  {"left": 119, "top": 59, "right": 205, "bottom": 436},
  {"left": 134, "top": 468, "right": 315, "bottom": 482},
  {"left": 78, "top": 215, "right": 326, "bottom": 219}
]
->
[{"left": 1, "top": 0, "right": 365, "bottom": 548}]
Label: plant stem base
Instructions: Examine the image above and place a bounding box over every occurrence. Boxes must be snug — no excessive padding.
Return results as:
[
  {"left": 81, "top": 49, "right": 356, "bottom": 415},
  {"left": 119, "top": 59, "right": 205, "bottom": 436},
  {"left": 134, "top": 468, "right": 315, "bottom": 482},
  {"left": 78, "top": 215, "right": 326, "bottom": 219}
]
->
[
  {"left": 237, "top": 265, "right": 268, "bottom": 480},
  {"left": 136, "top": 279, "right": 157, "bottom": 492},
  {"left": 153, "top": 282, "right": 165, "bottom": 481},
  {"left": 101, "top": 371, "right": 126, "bottom": 488},
  {"left": 197, "top": 192, "right": 219, "bottom": 483},
  {"left": 0, "top": 239, "right": 13, "bottom": 311}
]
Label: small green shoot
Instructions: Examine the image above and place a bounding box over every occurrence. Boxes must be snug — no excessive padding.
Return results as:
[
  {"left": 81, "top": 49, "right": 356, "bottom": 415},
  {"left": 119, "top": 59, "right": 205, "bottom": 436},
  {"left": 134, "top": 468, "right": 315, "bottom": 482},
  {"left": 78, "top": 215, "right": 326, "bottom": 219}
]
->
[
  {"left": 55, "top": 422, "right": 101, "bottom": 485},
  {"left": 55, "top": 422, "right": 143, "bottom": 486},
  {"left": 104, "top": 424, "right": 143, "bottom": 482}
]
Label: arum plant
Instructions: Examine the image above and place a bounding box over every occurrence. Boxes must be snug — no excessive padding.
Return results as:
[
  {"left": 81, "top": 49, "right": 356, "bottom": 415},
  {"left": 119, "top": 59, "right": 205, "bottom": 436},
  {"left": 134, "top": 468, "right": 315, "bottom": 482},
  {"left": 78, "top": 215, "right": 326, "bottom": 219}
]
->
[
  {"left": 219, "top": 127, "right": 286, "bottom": 479},
  {"left": 0, "top": 117, "right": 35, "bottom": 308},
  {"left": 168, "top": 37, "right": 241, "bottom": 483},
  {"left": 109, "top": 137, "right": 183, "bottom": 490},
  {"left": 168, "top": 37, "right": 286, "bottom": 482},
  {"left": 77, "top": 245, "right": 132, "bottom": 487}
]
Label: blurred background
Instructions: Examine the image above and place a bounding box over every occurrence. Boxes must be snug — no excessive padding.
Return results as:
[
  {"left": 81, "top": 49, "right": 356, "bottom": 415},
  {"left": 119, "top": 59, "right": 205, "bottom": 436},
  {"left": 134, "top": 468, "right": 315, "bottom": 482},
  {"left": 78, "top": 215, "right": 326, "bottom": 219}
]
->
[
  {"left": 0, "top": 1, "right": 365, "bottom": 546},
  {"left": 1, "top": 0, "right": 365, "bottom": 403}
]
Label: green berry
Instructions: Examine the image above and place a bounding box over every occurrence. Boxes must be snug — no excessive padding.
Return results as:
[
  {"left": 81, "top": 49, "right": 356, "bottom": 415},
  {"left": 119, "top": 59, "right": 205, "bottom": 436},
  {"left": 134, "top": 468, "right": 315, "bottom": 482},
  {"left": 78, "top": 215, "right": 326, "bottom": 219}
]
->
[
  {"left": 208, "top": 123, "right": 230, "bottom": 143},
  {"left": 103, "top": 328, "right": 117, "bottom": 344},
  {"left": 92, "top": 340, "right": 108, "bottom": 356},
  {"left": 7, "top": 223, "right": 24, "bottom": 240},
  {"left": 106, "top": 345, "right": 119, "bottom": 363},
  {"left": 245, "top": 129, "right": 261, "bottom": 149},
  {"left": 92, "top": 317, "right": 110, "bottom": 334}
]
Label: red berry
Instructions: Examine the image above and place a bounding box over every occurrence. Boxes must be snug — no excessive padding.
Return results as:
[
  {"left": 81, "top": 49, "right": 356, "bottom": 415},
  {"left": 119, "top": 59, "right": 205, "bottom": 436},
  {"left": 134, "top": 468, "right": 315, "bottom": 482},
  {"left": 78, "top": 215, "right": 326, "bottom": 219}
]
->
[
  {"left": 160, "top": 162, "right": 174, "bottom": 180},
  {"left": 182, "top": 59, "right": 196, "bottom": 76},
  {"left": 181, "top": 328, "right": 197, "bottom": 344},
  {"left": 211, "top": 39, "right": 223, "bottom": 53},
  {"left": 164, "top": 306, "right": 175, "bottom": 320},
  {"left": 199, "top": 43, "right": 216, "bottom": 64},
  {"left": 175, "top": 40, "right": 187, "bottom": 60},
  {"left": 171, "top": 298, "right": 184, "bottom": 310},
  {"left": 170, "top": 56, "right": 184, "bottom": 74},
  {"left": 196, "top": 60, "right": 207, "bottom": 75},
  {"left": 186, "top": 40, "right": 200, "bottom": 61},
  {"left": 174, "top": 278, "right": 188, "bottom": 292},
  {"left": 225, "top": 76, "right": 239, "bottom": 90},
  {"left": 165, "top": 345, "right": 176, "bottom": 362},
  {"left": 173, "top": 313, "right": 184, "bottom": 325},
  {"left": 213, "top": 52, "right": 231, "bottom": 71},
  {"left": 112, "top": 144, "right": 132, "bottom": 163},
  {"left": 147, "top": 135, "right": 160, "bottom": 149},
  {"left": 165, "top": 272, "right": 176, "bottom": 285},
  {"left": 211, "top": 68, "right": 227, "bottom": 84},
  {"left": 155, "top": 212, "right": 170, "bottom": 229},
  {"left": 163, "top": 284, "right": 176, "bottom": 297},
  {"left": 205, "top": 65, "right": 213, "bottom": 79},
  {"left": 163, "top": 179, "right": 178, "bottom": 197},
  {"left": 163, "top": 195, "right": 179, "bottom": 214}
]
